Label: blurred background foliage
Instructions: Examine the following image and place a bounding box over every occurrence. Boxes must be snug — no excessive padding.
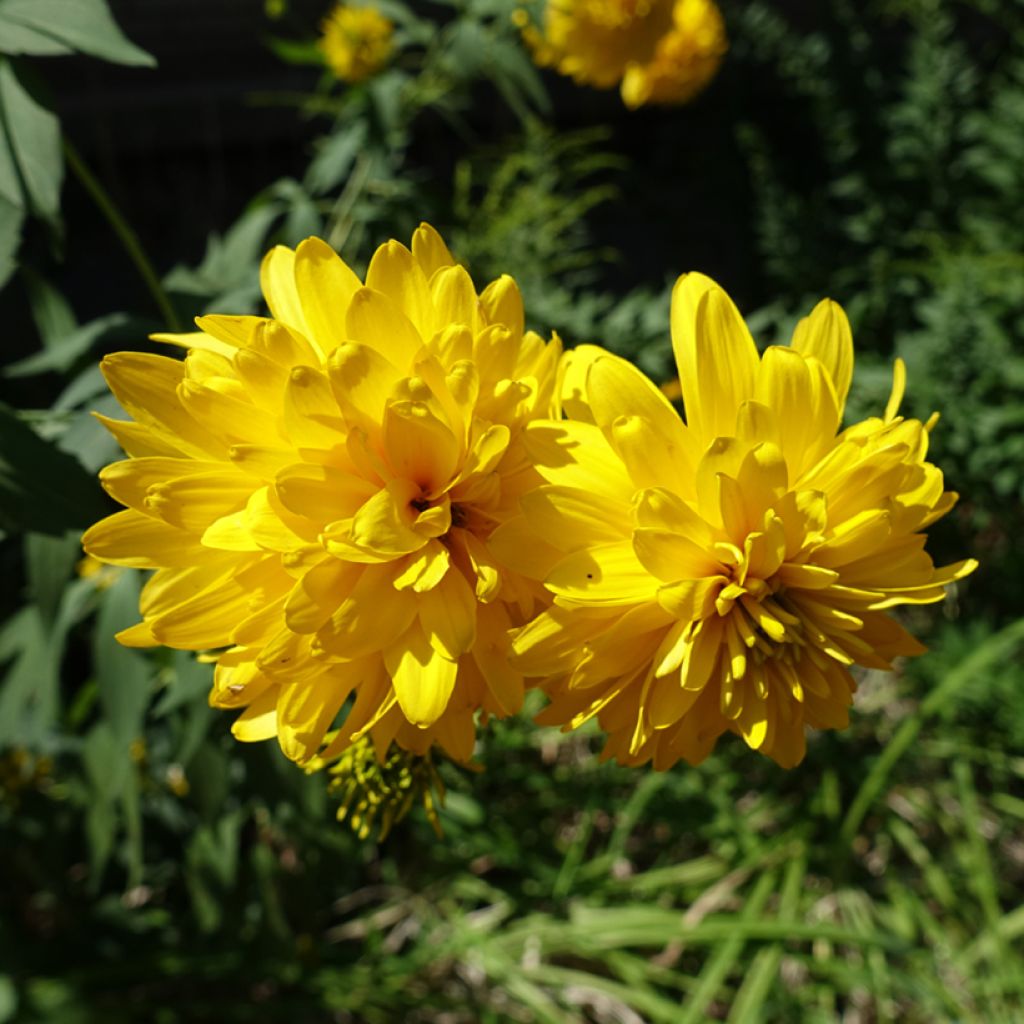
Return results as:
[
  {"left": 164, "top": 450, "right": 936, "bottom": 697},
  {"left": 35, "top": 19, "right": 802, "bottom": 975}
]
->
[{"left": 0, "top": 0, "right": 1022, "bottom": 1021}]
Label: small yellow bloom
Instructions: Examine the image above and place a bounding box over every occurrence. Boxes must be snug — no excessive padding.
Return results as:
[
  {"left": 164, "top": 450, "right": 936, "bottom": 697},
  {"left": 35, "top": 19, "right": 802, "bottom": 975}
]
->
[
  {"left": 504, "top": 274, "right": 976, "bottom": 769},
  {"left": 526, "top": 0, "right": 726, "bottom": 108},
  {"left": 620, "top": 0, "right": 727, "bottom": 109},
  {"left": 77, "top": 552, "right": 122, "bottom": 590},
  {"left": 83, "top": 225, "right": 562, "bottom": 768},
  {"left": 319, "top": 3, "right": 394, "bottom": 84}
]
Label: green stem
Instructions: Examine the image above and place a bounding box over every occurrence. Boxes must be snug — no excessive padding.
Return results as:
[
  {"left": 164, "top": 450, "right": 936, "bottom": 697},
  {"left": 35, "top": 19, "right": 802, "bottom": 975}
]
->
[{"left": 62, "top": 137, "right": 182, "bottom": 331}]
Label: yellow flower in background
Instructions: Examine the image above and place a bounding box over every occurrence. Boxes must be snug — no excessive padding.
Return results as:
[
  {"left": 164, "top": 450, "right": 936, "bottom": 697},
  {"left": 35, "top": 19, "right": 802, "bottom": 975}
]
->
[
  {"left": 503, "top": 274, "right": 976, "bottom": 769},
  {"left": 82, "top": 225, "right": 562, "bottom": 767},
  {"left": 524, "top": 0, "right": 726, "bottom": 108},
  {"left": 620, "top": 0, "right": 727, "bottom": 109},
  {"left": 319, "top": 3, "right": 394, "bottom": 84}
]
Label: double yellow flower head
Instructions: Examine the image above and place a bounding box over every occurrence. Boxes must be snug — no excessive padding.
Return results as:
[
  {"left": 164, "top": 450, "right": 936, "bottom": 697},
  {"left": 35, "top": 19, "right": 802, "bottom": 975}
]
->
[{"left": 83, "top": 226, "right": 974, "bottom": 773}]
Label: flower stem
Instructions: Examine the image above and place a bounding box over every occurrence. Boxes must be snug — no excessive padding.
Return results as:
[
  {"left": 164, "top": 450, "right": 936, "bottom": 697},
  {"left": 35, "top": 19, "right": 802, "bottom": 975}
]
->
[{"left": 62, "top": 137, "right": 183, "bottom": 332}]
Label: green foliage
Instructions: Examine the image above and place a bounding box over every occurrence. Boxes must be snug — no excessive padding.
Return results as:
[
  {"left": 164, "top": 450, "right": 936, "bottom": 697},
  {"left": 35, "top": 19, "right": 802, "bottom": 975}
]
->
[{"left": 0, "top": 0, "right": 155, "bottom": 289}]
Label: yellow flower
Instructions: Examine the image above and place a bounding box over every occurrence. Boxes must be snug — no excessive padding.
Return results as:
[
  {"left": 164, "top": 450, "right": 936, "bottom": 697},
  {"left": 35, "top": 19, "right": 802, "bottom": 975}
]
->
[
  {"left": 82, "top": 225, "right": 562, "bottom": 767},
  {"left": 620, "top": 0, "right": 727, "bottom": 109},
  {"left": 503, "top": 274, "right": 976, "bottom": 769},
  {"left": 526, "top": 0, "right": 726, "bottom": 108},
  {"left": 319, "top": 3, "right": 394, "bottom": 84}
]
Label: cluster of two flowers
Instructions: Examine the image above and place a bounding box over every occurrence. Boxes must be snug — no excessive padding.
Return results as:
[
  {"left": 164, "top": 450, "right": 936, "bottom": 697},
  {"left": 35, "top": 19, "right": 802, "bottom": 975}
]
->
[{"left": 82, "top": 224, "right": 974, "bottom": 780}]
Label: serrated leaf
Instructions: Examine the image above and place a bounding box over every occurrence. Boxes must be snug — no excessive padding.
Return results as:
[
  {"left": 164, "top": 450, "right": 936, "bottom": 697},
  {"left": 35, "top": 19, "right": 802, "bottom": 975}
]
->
[{"left": 0, "top": 0, "right": 155, "bottom": 67}]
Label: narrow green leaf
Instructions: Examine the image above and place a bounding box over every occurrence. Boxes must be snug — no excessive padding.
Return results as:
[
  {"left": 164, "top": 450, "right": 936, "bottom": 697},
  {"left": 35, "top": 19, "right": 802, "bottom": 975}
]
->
[
  {"left": 94, "top": 570, "right": 151, "bottom": 746},
  {"left": 727, "top": 851, "right": 807, "bottom": 1022},
  {"left": 0, "top": 194, "right": 21, "bottom": 288},
  {"left": 24, "top": 529, "right": 81, "bottom": 624},
  {"left": 840, "top": 617, "right": 1024, "bottom": 846},
  {"left": 679, "top": 870, "right": 778, "bottom": 1024}
]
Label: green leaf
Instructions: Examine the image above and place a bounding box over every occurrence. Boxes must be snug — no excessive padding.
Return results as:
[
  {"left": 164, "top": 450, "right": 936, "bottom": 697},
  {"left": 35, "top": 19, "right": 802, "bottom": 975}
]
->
[
  {"left": 23, "top": 268, "right": 77, "bottom": 347},
  {"left": 94, "top": 570, "right": 151, "bottom": 746},
  {"left": 0, "top": 606, "right": 59, "bottom": 745},
  {"left": 0, "top": 0, "right": 155, "bottom": 67},
  {"left": 4, "top": 312, "right": 131, "bottom": 377},
  {"left": 305, "top": 122, "right": 368, "bottom": 195},
  {"left": 0, "top": 57, "right": 62, "bottom": 223},
  {"left": 264, "top": 36, "right": 324, "bottom": 67},
  {"left": 0, "top": 401, "right": 111, "bottom": 536},
  {"left": 24, "top": 529, "right": 82, "bottom": 624},
  {"left": 0, "top": 976, "right": 17, "bottom": 1024},
  {"left": 0, "top": 195, "right": 21, "bottom": 289}
]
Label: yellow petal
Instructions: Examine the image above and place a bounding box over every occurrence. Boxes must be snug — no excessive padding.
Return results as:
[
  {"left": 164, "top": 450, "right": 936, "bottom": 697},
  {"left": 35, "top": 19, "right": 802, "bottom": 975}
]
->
[
  {"left": 393, "top": 539, "right": 451, "bottom": 592},
  {"left": 101, "top": 352, "right": 226, "bottom": 459},
  {"left": 143, "top": 471, "right": 254, "bottom": 532},
  {"left": 429, "top": 264, "right": 482, "bottom": 333},
  {"left": 366, "top": 240, "right": 435, "bottom": 339},
  {"left": 231, "top": 688, "right": 279, "bottom": 743},
  {"left": 345, "top": 286, "right": 424, "bottom": 366},
  {"left": 282, "top": 364, "right": 346, "bottom": 450},
  {"left": 671, "top": 273, "right": 759, "bottom": 447},
  {"left": 884, "top": 357, "right": 907, "bottom": 422},
  {"left": 656, "top": 577, "right": 724, "bottom": 619},
  {"left": 546, "top": 541, "right": 656, "bottom": 606},
  {"left": 480, "top": 274, "right": 525, "bottom": 338},
  {"left": 487, "top": 515, "right": 565, "bottom": 581},
  {"left": 294, "top": 236, "right": 362, "bottom": 352},
  {"left": 791, "top": 298, "right": 853, "bottom": 418},
  {"left": 449, "top": 528, "right": 500, "bottom": 601},
  {"left": 524, "top": 421, "right": 634, "bottom": 500},
  {"left": 520, "top": 485, "right": 630, "bottom": 548},
  {"left": 349, "top": 479, "right": 425, "bottom": 556},
  {"left": 327, "top": 341, "right": 403, "bottom": 434},
  {"left": 318, "top": 563, "right": 418, "bottom": 658},
  {"left": 275, "top": 462, "right": 376, "bottom": 523},
  {"left": 260, "top": 245, "right": 312, "bottom": 340},
  {"left": 385, "top": 622, "right": 458, "bottom": 727},
  {"left": 276, "top": 670, "right": 355, "bottom": 762},
  {"left": 411, "top": 222, "right": 455, "bottom": 277},
  {"left": 83, "top": 509, "right": 208, "bottom": 568},
  {"left": 94, "top": 413, "right": 187, "bottom": 459},
  {"left": 382, "top": 400, "right": 460, "bottom": 494},
  {"left": 633, "top": 528, "right": 722, "bottom": 582},
  {"left": 418, "top": 566, "right": 477, "bottom": 659},
  {"left": 586, "top": 352, "right": 695, "bottom": 485},
  {"left": 285, "top": 558, "right": 363, "bottom": 633}
]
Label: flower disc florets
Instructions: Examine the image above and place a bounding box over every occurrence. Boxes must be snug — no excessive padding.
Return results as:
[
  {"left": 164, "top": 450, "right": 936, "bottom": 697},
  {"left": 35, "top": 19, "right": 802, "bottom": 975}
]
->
[
  {"left": 504, "top": 273, "right": 975, "bottom": 768},
  {"left": 83, "top": 225, "right": 562, "bottom": 765}
]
